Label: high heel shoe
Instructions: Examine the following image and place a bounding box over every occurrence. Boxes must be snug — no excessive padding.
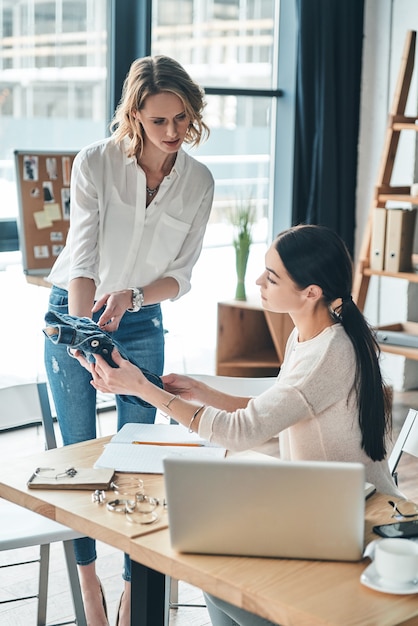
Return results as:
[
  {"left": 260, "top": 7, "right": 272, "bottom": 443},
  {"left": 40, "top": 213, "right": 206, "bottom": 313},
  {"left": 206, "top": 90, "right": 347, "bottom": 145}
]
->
[
  {"left": 115, "top": 592, "right": 124, "bottom": 626},
  {"left": 97, "top": 577, "right": 108, "bottom": 619}
]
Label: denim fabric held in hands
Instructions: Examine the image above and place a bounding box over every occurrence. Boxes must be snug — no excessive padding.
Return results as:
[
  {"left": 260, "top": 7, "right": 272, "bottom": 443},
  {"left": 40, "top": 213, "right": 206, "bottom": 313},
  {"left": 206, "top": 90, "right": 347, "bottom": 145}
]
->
[{"left": 43, "top": 310, "right": 163, "bottom": 408}]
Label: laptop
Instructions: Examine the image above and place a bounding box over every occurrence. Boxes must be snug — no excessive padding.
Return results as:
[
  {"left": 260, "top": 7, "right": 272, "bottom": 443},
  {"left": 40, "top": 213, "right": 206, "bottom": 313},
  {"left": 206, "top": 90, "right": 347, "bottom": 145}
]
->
[{"left": 163, "top": 457, "right": 366, "bottom": 562}]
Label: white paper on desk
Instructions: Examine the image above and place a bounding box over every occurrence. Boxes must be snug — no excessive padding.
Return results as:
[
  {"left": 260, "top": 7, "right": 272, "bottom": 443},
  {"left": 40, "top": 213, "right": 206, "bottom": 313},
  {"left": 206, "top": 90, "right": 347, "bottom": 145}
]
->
[
  {"left": 110, "top": 423, "right": 215, "bottom": 446},
  {"left": 94, "top": 442, "right": 226, "bottom": 474}
]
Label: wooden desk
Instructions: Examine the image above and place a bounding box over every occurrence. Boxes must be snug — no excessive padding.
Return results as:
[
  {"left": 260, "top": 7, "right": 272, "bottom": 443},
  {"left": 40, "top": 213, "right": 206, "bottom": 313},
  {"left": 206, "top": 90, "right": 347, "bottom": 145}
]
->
[
  {"left": 1, "top": 440, "right": 418, "bottom": 626},
  {"left": 0, "top": 437, "right": 170, "bottom": 625},
  {"left": 131, "top": 498, "right": 418, "bottom": 626},
  {"left": 0, "top": 438, "right": 169, "bottom": 548}
]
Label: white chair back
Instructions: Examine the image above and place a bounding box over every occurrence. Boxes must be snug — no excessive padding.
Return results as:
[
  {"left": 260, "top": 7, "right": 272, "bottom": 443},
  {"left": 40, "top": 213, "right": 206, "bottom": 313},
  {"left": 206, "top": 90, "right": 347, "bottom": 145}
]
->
[
  {"left": 388, "top": 408, "right": 418, "bottom": 478},
  {"left": 0, "top": 382, "right": 86, "bottom": 626},
  {"left": 0, "top": 381, "right": 51, "bottom": 431}
]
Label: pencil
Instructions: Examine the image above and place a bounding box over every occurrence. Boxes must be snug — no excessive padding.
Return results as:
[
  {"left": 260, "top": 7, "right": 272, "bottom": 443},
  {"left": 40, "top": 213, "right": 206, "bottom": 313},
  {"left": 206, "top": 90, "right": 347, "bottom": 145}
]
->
[{"left": 132, "top": 441, "right": 203, "bottom": 447}]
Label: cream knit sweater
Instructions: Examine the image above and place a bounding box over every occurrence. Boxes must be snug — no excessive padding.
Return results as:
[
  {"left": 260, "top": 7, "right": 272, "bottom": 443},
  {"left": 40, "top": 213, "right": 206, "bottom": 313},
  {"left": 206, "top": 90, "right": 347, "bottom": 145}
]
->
[{"left": 198, "top": 324, "right": 402, "bottom": 497}]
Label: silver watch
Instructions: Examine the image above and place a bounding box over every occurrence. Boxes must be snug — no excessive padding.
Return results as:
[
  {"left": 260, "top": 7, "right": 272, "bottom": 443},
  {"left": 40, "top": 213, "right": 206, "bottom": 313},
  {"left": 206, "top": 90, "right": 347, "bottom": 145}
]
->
[{"left": 128, "top": 287, "right": 144, "bottom": 312}]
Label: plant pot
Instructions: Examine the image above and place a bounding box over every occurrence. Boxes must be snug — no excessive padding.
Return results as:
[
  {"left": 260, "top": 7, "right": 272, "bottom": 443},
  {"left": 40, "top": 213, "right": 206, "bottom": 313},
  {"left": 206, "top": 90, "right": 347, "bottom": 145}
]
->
[{"left": 235, "top": 245, "right": 250, "bottom": 301}]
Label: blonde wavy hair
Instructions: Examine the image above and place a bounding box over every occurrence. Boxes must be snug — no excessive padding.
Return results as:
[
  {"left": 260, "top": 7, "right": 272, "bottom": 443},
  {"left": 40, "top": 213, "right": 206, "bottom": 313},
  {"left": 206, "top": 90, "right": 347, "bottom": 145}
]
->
[{"left": 110, "top": 55, "right": 210, "bottom": 159}]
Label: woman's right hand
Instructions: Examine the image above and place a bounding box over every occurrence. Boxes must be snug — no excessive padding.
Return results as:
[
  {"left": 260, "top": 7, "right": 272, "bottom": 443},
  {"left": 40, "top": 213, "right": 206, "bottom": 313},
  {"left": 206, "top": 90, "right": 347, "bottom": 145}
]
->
[{"left": 93, "top": 290, "right": 133, "bottom": 331}]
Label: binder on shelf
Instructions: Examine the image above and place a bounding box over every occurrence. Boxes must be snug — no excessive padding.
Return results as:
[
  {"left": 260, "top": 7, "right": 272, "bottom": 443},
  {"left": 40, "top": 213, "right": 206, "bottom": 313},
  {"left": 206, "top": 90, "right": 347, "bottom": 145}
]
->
[
  {"left": 370, "top": 207, "right": 387, "bottom": 270},
  {"left": 384, "top": 208, "right": 417, "bottom": 272},
  {"left": 375, "top": 322, "right": 418, "bottom": 349}
]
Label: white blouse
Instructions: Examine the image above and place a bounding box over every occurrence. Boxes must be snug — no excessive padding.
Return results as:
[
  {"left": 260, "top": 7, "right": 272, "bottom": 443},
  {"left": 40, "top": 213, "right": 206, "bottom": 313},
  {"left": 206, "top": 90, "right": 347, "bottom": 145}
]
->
[{"left": 47, "top": 137, "right": 214, "bottom": 300}]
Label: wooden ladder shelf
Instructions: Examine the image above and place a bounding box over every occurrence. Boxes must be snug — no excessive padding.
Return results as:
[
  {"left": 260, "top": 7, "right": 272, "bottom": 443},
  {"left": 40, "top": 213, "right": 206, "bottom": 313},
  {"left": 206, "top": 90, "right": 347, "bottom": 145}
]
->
[{"left": 353, "top": 29, "right": 418, "bottom": 360}]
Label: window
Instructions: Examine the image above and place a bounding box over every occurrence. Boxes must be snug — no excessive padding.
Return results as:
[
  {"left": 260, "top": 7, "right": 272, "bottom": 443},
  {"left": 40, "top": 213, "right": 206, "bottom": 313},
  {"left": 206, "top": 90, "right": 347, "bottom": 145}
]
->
[
  {"left": 0, "top": 0, "right": 108, "bottom": 221},
  {"left": 153, "top": 0, "right": 276, "bottom": 89},
  {"left": 151, "top": 0, "right": 282, "bottom": 247},
  {"left": 1, "top": 0, "right": 296, "bottom": 255}
]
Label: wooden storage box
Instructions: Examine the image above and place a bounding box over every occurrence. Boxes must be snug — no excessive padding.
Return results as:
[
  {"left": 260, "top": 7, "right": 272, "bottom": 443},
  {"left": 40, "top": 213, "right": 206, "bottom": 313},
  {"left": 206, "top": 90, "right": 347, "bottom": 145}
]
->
[{"left": 216, "top": 300, "right": 294, "bottom": 377}]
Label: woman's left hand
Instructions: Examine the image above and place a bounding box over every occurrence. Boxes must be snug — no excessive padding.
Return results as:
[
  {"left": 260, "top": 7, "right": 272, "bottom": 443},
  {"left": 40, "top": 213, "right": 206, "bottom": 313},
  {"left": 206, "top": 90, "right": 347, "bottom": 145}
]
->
[{"left": 93, "top": 290, "right": 133, "bottom": 331}]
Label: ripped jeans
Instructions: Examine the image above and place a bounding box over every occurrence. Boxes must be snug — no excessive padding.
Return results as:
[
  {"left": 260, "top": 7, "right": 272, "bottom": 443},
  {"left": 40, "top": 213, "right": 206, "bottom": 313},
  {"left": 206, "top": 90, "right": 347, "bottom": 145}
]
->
[{"left": 44, "top": 285, "right": 165, "bottom": 580}]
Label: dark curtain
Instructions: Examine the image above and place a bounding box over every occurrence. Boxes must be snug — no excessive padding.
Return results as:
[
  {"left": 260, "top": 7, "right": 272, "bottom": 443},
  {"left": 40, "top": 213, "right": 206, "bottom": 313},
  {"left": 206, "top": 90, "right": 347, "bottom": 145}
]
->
[{"left": 292, "top": 0, "right": 364, "bottom": 255}]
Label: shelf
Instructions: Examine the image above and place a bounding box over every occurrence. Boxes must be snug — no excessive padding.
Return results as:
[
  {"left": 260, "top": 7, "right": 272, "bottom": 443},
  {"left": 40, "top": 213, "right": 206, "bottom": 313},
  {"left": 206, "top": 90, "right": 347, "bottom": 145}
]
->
[
  {"left": 218, "top": 348, "right": 281, "bottom": 369},
  {"left": 392, "top": 115, "right": 418, "bottom": 130},
  {"left": 378, "top": 344, "right": 418, "bottom": 361},
  {"left": 363, "top": 267, "right": 418, "bottom": 282},
  {"left": 377, "top": 194, "right": 418, "bottom": 203},
  {"left": 392, "top": 123, "right": 418, "bottom": 130},
  {"left": 353, "top": 31, "right": 418, "bottom": 367}
]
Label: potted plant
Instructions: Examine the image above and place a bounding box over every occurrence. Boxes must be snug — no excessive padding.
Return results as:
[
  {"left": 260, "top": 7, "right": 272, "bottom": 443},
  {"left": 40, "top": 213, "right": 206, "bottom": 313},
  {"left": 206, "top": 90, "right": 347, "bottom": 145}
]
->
[{"left": 228, "top": 197, "right": 255, "bottom": 301}]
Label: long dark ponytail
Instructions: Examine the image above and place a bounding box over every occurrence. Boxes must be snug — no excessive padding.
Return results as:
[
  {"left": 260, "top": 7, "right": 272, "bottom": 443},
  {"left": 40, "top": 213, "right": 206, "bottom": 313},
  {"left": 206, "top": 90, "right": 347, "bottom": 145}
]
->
[{"left": 275, "top": 225, "right": 391, "bottom": 461}]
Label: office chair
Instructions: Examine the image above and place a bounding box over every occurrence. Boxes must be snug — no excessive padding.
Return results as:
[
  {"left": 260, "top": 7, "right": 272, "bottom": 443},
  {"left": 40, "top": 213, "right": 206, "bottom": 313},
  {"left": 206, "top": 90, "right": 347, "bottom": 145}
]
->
[
  {"left": 0, "top": 381, "right": 87, "bottom": 626},
  {"left": 165, "top": 373, "right": 276, "bottom": 623},
  {"left": 388, "top": 408, "right": 418, "bottom": 486}
]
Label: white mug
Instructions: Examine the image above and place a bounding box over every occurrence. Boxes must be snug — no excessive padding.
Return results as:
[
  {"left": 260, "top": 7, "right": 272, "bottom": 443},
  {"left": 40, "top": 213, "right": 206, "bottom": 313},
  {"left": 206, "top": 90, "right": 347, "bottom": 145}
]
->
[{"left": 374, "top": 538, "right": 418, "bottom": 586}]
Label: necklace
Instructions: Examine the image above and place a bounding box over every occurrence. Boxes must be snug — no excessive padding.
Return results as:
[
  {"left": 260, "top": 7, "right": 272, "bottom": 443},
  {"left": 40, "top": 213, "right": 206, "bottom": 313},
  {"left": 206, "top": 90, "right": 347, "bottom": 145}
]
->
[
  {"left": 141, "top": 154, "right": 176, "bottom": 199},
  {"left": 146, "top": 185, "right": 159, "bottom": 197},
  {"left": 295, "top": 323, "right": 334, "bottom": 348}
]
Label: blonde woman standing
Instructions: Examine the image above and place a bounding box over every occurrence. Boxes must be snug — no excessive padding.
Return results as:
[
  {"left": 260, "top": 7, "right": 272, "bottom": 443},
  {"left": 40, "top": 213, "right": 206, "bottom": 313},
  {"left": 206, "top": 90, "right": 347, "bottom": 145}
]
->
[{"left": 44, "top": 55, "right": 214, "bottom": 626}]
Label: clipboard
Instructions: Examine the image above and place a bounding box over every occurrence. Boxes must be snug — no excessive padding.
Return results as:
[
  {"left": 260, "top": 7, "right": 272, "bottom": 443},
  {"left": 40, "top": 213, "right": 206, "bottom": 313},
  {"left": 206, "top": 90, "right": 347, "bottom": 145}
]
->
[{"left": 27, "top": 466, "right": 115, "bottom": 490}]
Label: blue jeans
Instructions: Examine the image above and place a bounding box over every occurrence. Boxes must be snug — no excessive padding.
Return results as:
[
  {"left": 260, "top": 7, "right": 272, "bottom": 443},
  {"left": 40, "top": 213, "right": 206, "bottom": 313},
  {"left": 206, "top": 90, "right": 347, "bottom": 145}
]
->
[
  {"left": 44, "top": 286, "right": 165, "bottom": 580},
  {"left": 204, "top": 593, "right": 279, "bottom": 626}
]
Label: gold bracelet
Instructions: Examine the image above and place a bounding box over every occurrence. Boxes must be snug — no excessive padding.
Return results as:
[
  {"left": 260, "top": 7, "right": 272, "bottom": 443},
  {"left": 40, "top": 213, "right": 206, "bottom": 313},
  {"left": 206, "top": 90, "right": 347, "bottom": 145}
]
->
[
  {"left": 188, "top": 405, "right": 206, "bottom": 433},
  {"left": 163, "top": 394, "right": 179, "bottom": 410}
]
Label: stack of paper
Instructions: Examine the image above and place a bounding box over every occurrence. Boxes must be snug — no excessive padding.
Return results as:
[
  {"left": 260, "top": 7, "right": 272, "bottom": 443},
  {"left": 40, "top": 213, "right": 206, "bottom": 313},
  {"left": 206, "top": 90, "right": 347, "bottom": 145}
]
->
[{"left": 94, "top": 423, "right": 226, "bottom": 474}]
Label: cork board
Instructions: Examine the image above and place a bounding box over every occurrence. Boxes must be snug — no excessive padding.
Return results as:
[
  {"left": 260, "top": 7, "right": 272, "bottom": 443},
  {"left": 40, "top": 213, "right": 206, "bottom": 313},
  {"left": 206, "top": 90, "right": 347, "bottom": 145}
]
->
[{"left": 14, "top": 150, "right": 77, "bottom": 275}]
